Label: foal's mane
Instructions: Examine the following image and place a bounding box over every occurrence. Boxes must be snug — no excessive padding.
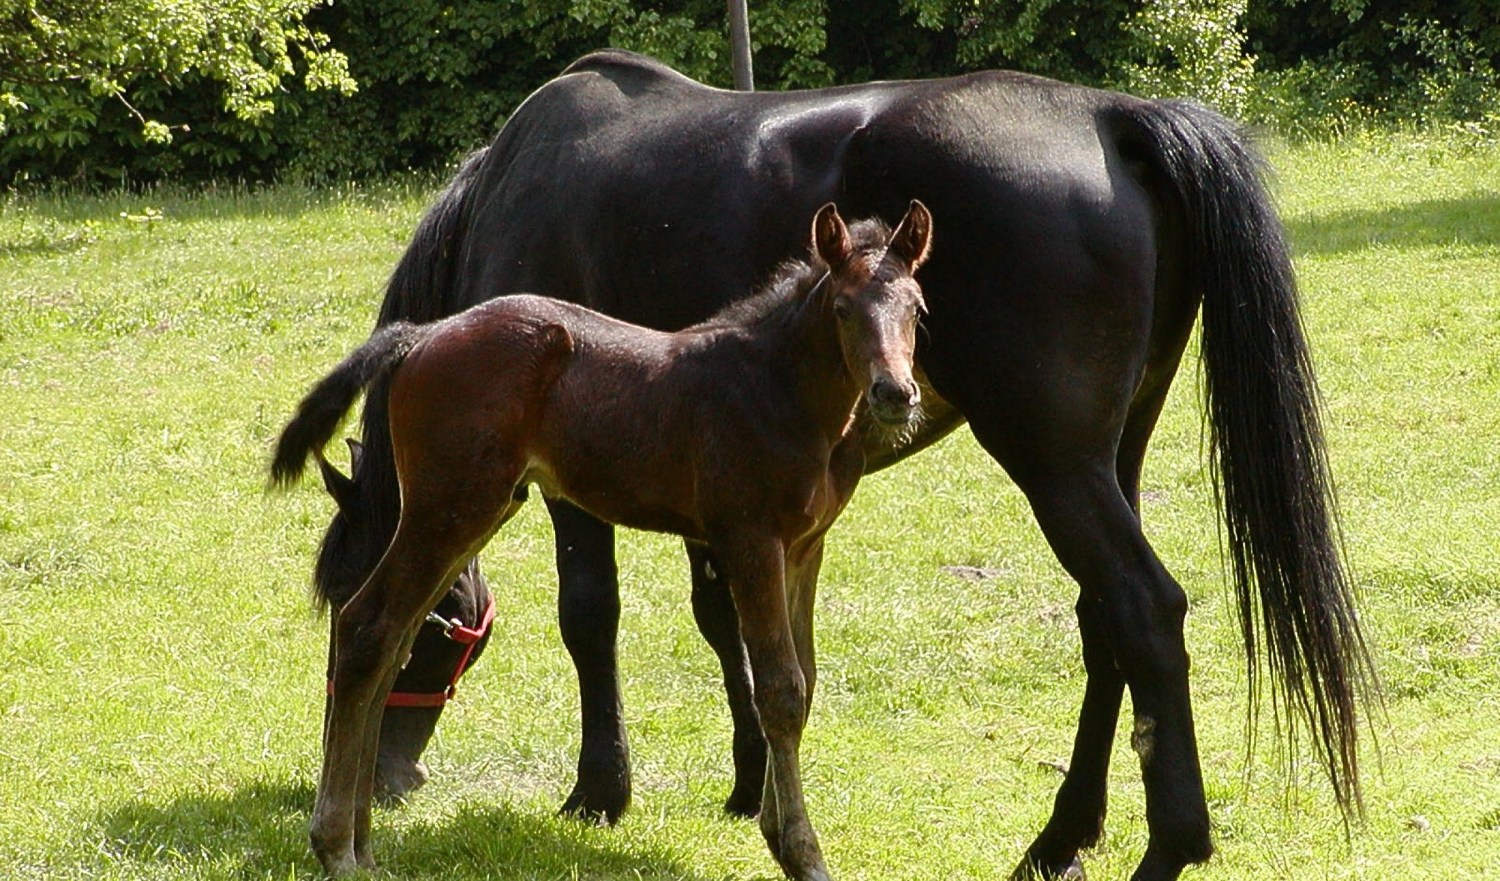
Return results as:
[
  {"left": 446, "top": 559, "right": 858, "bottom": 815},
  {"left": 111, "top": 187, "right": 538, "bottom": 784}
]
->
[{"left": 692, "top": 217, "right": 894, "bottom": 330}]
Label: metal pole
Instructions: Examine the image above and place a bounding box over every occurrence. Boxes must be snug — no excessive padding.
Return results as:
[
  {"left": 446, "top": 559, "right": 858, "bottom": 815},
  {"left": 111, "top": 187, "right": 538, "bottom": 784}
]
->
[{"left": 727, "top": 0, "right": 754, "bottom": 91}]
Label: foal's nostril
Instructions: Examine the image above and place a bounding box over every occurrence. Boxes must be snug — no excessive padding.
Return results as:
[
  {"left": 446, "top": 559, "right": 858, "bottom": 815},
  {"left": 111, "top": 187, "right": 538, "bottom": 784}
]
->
[{"left": 870, "top": 378, "right": 918, "bottom": 410}]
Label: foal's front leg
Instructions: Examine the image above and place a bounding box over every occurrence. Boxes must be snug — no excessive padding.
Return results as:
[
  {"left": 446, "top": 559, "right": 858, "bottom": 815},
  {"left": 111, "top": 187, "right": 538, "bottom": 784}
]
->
[
  {"left": 756, "top": 535, "right": 827, "bottom": 852},
  {"left": 685, "top": 540, "right": 766, "bottom": 817},
  {"left": 721, "top": 535, "right": 831, "bottom": 881}
]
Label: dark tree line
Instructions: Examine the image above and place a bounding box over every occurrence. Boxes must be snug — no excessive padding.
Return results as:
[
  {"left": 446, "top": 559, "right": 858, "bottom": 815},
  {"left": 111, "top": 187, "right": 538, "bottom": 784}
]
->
[{"left": 3, "top": 0, "right": 1496, "bottom": 185}]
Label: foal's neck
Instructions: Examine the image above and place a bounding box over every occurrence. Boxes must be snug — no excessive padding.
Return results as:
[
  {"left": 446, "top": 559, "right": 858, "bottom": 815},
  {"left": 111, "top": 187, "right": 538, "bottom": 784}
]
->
[{"left": 777, "top": 277, "right": 860, "bottom": 441}]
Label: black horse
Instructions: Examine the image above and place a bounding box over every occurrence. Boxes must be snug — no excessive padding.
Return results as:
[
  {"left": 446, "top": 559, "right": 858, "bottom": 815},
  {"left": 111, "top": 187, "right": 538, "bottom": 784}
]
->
[{"left": 302, "top": 50, "right": 1374, "bottom": 880}]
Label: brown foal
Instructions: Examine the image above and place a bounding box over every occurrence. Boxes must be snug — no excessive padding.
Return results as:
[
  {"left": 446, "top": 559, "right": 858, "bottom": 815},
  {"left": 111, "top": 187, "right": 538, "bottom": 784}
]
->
[{"left": 272, "top": 201, "right": 932, "bottom": 879}]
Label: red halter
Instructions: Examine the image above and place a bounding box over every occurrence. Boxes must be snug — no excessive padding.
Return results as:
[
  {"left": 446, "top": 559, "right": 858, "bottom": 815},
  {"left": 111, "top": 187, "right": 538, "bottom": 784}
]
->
[{"left": 326, "top": 593, "right": 497, "bottom": 708}]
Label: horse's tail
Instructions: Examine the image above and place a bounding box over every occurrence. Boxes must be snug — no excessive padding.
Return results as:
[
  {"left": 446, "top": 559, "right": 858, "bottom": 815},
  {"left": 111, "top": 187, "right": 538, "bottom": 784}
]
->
[
  {"left": 270, "top": 322, "right": 427, "bottom": 488},
  {"left": 1120, "top": 99, "right": 1378, "bottom": 816},
  {"left": 294, "top": 148, "right": 491, "bottom": 608}
]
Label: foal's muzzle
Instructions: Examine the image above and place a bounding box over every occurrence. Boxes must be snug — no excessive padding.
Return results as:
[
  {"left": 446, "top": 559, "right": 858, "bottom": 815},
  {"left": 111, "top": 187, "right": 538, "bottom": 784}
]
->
[{"left": 869, "top": 376, "right": 920, "bottom": 425}]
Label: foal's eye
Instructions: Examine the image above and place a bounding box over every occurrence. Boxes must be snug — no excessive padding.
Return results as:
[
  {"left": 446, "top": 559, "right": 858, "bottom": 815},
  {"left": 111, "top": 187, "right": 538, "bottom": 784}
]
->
[{"left": 832, "top": 298, "right": 852, "bottom": 320}]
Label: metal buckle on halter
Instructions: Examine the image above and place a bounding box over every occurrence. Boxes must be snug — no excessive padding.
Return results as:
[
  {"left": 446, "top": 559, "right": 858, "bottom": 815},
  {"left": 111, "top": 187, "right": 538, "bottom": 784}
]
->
[{"left": 425, "top": 610, "right": 464, "bottom": 640}]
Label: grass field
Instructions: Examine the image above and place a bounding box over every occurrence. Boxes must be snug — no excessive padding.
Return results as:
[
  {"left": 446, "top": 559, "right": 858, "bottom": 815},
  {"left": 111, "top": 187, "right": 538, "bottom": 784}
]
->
[{"left": 1, "top": 130, "right": 1497, "bottom": 880}]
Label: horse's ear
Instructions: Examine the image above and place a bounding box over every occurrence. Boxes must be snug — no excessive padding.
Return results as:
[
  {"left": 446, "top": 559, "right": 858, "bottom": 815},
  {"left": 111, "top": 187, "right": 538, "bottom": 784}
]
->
[
  {"left": 345, "top": 437, "right": 364, "bottom": 475},
  {"left": 812, "top": 203, "right": 852, "bottom": 270},
  {"left": 889, "top": 199, "right": 933, "bottom": 270},
  {"left": 317, "top": 450, "right": 358, "bottom": 514}
]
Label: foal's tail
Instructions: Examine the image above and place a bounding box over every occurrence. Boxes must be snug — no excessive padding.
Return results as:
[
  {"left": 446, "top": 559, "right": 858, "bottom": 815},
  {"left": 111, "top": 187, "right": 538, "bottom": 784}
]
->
[
  {"left": 1120, "top": 99, "right": 1378, "bottom": 816},
  {"left": 270, "top": 322, "right": 428, "bottom": 488}
]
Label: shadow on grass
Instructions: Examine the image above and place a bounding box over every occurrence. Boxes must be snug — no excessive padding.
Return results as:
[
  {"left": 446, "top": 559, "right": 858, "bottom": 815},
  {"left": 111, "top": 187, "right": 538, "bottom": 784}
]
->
[
  {"left": 1287, "top": 193, "right": 1500, "bottom": 256},
  {"left": 98, "top": 779, "right": 714, "bottom": 880}
]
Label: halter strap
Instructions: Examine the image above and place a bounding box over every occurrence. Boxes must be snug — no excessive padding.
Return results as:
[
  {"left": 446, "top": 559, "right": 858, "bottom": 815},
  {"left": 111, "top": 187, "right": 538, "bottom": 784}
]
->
[{"left": 325, "top": 592, "right": 497, "bottom": 709}]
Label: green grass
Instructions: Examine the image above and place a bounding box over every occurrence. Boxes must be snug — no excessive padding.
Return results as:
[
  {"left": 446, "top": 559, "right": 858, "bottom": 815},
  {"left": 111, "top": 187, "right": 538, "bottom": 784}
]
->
[{"left": 2, "top": 132, "right": 1498, "bottom": 880}]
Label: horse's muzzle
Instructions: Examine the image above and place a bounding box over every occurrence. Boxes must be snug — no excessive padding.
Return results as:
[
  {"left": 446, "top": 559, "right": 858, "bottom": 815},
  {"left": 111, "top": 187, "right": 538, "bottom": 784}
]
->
[{"left": 869, "top": 377, "right": 920, "bottom": 425}]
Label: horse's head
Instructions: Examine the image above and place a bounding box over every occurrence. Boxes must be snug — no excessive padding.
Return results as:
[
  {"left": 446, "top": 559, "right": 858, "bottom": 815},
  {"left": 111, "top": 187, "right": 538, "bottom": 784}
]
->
[
  {"left": 312, "top": 438, "right": 385, "bottom": 609},
  {"left": 813, "top": 200, "right": 932, "bottom": 427}
]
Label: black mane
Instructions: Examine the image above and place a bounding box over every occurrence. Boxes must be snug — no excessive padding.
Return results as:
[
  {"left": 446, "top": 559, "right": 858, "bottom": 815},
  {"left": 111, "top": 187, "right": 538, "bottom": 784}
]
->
[{"left": 692, "top": 217, "right": 893, "bottom": 330}]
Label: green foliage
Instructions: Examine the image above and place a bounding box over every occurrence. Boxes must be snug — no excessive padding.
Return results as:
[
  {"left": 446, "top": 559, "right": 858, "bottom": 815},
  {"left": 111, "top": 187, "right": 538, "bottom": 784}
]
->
[
  {"left": 1118, "top": 0, "right": 1258, "bottom": 115},
  {"left": 894, "top": 0, "right": 1138, "bottom": 84},
  {"left": 4, "top": 1, "right": 1500, "bottom": 182},
  {"left": 275, "top": 0, "right": 837, "bottom": 179},
  {"left": 1244, "top": 0, "right": 1500, "bottom": 132},
  {"left": 0, "top": 0, "right": 355, "bottom": 182}
]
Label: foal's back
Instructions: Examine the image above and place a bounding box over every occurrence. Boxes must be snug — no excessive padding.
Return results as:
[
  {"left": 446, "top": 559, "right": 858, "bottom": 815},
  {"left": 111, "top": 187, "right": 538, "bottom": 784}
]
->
[{"left": 386, "top": 293, "right": 796, "bottom": 541}]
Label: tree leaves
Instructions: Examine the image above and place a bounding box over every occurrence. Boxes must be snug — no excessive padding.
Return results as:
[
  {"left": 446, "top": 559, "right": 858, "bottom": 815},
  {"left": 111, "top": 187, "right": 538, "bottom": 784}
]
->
[{"left": 0, "top": 0, "right": 355, "bottom": 141}]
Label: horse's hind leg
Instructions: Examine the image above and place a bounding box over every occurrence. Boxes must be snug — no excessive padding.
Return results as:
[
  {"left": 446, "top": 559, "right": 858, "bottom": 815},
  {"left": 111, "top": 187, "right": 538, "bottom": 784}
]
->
[
  {"left": 998, "top": 455, "right": 1211, "bottom": 881},
  {"left": 686, "top": 541, "right": 766, "bottom": 817},
  {"left": 1012, "top": 596, "right": 1124, "bottom": 881},
  {"left": 548, "top": 498, "right": 633, "bottom": 823},
  {"left": 1012, "top": 371, "right": 1185, "bottom": 880}
]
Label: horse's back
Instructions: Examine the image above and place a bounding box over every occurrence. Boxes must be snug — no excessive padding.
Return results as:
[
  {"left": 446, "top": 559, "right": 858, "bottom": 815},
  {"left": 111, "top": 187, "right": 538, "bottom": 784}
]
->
[{"left": 453, "top": 54, "right": 1186, "bottom": 464}]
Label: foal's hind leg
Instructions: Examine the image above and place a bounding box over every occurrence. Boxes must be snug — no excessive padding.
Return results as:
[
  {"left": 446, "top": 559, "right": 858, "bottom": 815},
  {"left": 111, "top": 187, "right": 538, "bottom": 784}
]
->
[
  {"left": 374, "top": 559, "right": 493, "bottom": 803},
  {"left": 686, "top": 540, "right": 766, "bottom": 817},
  {"left": 315, "top": 537, "right": 475, "bottom": 874},
  {"left": 548, "top": 498, "right": 633, "bottom": 823},
  {"left": 313, "top": 476, "right": 525, "bottom": 875}
]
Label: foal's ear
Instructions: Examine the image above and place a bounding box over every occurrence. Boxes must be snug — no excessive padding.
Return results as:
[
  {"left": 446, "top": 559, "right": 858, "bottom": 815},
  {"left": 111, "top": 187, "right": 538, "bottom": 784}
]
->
[
  {"left": 889, "top": 199, "right": 933, "bottom": 270},
  {"left": 812, "top": 203, "right": 853, "bottom": 270},
  {"left": 317, "top": 449, "right": 359, "bottom": 514}
]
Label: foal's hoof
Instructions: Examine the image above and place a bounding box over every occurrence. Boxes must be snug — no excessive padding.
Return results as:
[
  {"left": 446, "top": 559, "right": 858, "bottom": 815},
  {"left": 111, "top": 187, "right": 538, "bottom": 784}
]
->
[
  {"left": 311, "top": 842, "right": 362, "bottom": 878},
  {"left": 374, "top": 757, "right": 430, "bottom": 805},
  {"left": 1009, "top": 853, "right": 1085, "bottom": 881}
]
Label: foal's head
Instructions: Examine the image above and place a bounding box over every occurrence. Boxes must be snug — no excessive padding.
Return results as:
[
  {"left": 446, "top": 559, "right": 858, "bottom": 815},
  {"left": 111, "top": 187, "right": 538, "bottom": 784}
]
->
[{"left": 813, "top": 200, "right": 932, "bottom": 427}]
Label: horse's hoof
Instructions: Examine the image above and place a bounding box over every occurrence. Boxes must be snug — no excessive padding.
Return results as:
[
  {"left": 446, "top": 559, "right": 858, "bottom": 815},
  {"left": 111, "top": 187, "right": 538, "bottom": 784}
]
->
[
  {"left": 374, "top": 757, "right": 430, "bottom": 805},
  {"left": 313, "top": 847, "right": 361, "bottom": 878},
  {"left": 558, "top": 785, "right": 629, "bottom": 825},
  {"left": 722, "top": 786, "right": 762, "bottom": 818},
  {"left": 764, "top": 824, "right": 830, "bottom": 881},
  {"left": 1010, "top": 854, "right": 1085, "bottom": 881}
]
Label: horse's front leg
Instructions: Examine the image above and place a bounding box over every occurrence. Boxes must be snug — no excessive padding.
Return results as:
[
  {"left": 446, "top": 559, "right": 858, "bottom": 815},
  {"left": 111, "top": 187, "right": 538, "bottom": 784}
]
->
[
  {"left": 548, "top": 498, "right": 633, "bottom": 823},
  {"left": 685, "top": 540, "right": 766, "bottom": 817},
  {"left": 720, "top": 534, "right": 831, "bottom": 881}
]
